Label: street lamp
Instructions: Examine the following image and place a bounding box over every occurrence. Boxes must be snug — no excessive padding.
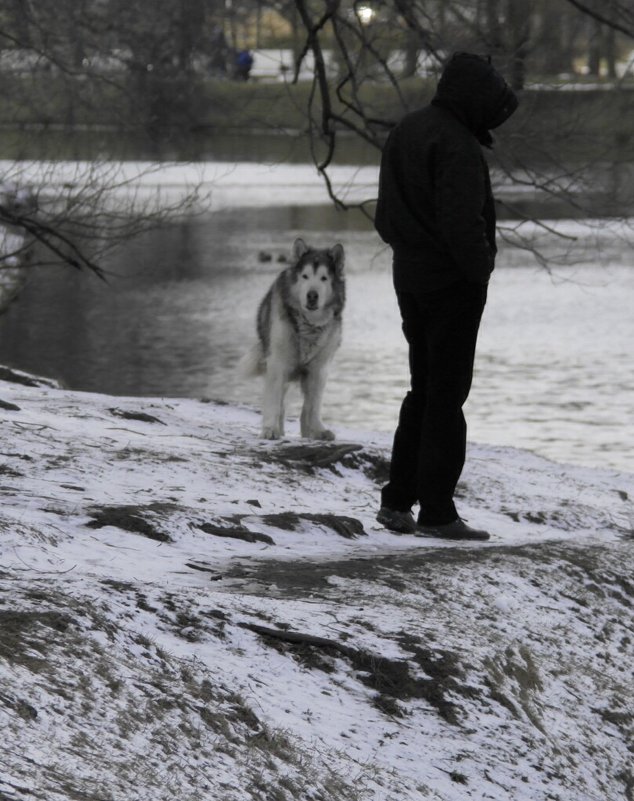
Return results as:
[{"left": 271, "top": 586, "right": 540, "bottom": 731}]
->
[{"left": 356, "top": 5, "right": 375, "bottom": 25}]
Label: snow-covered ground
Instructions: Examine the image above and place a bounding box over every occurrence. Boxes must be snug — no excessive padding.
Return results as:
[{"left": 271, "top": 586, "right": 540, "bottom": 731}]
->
[{"left": 0, "top": 366, "right": 632, "bottom": 801}]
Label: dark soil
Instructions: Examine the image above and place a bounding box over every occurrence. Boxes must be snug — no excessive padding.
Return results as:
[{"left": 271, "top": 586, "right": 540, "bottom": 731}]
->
[
  {"left": 242, "top": 622, "right": 469, "bottom": 723},
  {"left": 86, "top": 503, "right": 176, "bottom": 542}
]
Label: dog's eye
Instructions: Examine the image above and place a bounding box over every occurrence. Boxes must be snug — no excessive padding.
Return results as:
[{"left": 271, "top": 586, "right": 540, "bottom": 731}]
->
[
  {"left": 302, "top": 274, "right": 309, "bottom": 280},
  {"left": 320, "top": 276, "right": 328, "bottom": 282}
]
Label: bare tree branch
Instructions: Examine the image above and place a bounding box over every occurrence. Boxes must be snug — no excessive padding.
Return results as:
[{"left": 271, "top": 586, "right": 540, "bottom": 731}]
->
[
  {"left": 562, "top": 0, "right": 634, "bottom": 39},
  {"left": 287, "top": 0, "right": 634, "bottom": 260}
]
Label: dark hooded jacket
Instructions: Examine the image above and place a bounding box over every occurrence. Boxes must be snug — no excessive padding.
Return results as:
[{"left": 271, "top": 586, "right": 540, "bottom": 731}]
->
[{"left": 374, "top": 53, "right": 518, "bottom": 291}]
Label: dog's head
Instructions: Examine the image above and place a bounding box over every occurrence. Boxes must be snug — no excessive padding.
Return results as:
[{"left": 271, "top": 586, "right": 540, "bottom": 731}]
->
[{"left": 290, "top": 238, "right": 345, "bottom": 317}]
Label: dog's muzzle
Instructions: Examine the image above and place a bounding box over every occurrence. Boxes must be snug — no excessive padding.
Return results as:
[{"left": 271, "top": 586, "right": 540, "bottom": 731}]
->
[{"left": 306, "top": 290, "right": 319, "bottom": 310}]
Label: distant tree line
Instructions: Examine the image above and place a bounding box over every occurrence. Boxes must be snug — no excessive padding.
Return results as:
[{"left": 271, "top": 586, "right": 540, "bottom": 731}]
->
[
  {"left": 0, "top": 1, "right": 632, "bottom": 138},
  {"left": 0, "top": 0, "right": 633, "bottom": 302},
  {"left": 0, "top": 1, "right": 632, "bottom": 86}
]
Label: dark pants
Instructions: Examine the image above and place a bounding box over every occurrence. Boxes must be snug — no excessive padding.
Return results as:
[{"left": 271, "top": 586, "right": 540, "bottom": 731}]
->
[{"left": 381, "top": 280, "right": 488, "bottom": 525}]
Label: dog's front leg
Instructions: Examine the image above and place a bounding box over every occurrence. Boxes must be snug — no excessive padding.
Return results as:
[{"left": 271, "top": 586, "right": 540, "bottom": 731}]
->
[
  {"left": 262, "top": 368, "right": 287, "bottom": 439},
  {"left": 300, "top": 368, "right": 334, "bottom": 440}
]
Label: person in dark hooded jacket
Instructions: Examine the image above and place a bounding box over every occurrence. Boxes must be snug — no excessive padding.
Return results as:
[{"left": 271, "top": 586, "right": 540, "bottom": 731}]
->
[{"left": 375, "top": 52, "right": 518, "bottom": 540}]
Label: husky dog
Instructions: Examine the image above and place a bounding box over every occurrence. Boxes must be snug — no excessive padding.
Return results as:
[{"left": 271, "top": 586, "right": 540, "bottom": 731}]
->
[{"left": 241, "top": 238, "right": 345, "bottom": 440}]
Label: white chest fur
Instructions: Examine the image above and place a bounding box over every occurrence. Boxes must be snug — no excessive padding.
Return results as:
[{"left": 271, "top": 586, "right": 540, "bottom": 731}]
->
[{"left": 296, "top": 314, "right": 341, "bottom": 367}]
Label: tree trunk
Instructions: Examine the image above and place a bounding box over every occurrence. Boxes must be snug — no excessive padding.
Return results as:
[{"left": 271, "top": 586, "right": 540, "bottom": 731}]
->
[
  {"left": 9, "top": 0, "right": 32, "bottom": 47},
  {"left": 485, "top": 0, "right": 504, "bottom": 54},
  {"left": 402, "top": 29, "right": 419, "bottom": 78},
  {"left": 587, "top": 17, "right": 602, "bottom": 76},
  {"left": 604, "top": 19, "right": 617, "bottom": 78},
  {"left": 507, "top": 0, "right": 531, "bottom": 90}
]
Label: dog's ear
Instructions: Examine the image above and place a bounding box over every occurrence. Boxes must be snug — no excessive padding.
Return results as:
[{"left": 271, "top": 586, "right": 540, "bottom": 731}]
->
[
  {"left": 293, "top": 238, "right": 309, "bottom": 262},
  {"left": 330, "top": 244, "right": 345, "bottom": 277}
]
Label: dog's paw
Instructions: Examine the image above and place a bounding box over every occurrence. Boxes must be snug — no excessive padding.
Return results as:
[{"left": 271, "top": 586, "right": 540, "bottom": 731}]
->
[
  {"left": 304, "top": 428, "right": 335, "bottom": 441},
  {"left": 261, "top": 426, "right": 282, "bottom": 440}
]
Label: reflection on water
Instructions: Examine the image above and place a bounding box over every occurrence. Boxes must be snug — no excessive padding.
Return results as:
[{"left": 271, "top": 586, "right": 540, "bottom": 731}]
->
[{"left": 0, "top": 205, "right": 632, "bottom": 474}]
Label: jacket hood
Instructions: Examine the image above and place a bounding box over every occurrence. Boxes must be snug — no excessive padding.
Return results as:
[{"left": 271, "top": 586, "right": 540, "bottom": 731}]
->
[{"left": 431, "top": 52, "right": 518, "bottom": 146}]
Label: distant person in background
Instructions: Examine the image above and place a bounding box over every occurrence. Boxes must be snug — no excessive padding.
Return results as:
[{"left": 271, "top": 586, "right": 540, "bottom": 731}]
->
[
  {"left": 374, "top": 52, "right": 519, "bottom": 541},
  {"left": 234, "top": 49, "right": 253, "bottom": 81}
]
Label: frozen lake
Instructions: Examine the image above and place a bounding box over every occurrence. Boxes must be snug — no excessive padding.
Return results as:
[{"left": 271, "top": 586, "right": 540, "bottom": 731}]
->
[{"left": 0, "top": 204, "right": 632, "bottom": 474}]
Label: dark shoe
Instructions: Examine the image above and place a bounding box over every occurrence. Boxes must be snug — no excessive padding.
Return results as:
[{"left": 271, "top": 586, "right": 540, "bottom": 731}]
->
[
  {"left": 376, "top": 507, "right": 417, "bottom": 534},
  {"left": 416, "top": 517, "right": 490, "bottom": 541}
]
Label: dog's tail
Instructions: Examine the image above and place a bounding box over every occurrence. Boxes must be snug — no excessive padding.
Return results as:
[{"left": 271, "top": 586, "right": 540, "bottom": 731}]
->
[{"left": 237, "top": 341, "right": 266, "bottom": 378}]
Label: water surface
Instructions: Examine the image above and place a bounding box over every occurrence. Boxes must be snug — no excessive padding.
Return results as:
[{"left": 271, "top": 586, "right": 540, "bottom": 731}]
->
[{"left": 0, "top": 205, "right": 632, "bottom": 474}]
